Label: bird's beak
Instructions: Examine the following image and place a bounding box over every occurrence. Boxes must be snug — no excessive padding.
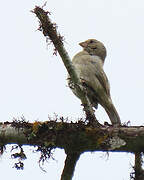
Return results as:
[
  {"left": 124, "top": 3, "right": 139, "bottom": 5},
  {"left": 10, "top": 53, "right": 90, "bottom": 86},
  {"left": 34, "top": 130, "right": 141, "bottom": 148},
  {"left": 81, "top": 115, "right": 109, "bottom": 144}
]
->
[{"left": 79, "top": 41, "right": 87, "bottom": 48}]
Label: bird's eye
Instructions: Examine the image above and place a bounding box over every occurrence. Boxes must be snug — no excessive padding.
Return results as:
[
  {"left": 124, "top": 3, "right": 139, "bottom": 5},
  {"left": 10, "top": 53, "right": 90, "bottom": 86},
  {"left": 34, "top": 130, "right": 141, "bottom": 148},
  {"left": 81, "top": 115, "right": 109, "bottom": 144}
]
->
[{"left": 89, "top": 40, "right": 94, "bottom": 43}]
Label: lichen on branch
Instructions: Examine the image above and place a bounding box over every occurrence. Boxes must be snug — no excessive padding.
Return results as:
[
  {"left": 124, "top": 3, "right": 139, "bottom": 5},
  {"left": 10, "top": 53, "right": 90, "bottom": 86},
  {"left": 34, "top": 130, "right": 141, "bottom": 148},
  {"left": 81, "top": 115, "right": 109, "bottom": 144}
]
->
[{"left": 32, "top": 6, "right": 101, "bottom": 127}]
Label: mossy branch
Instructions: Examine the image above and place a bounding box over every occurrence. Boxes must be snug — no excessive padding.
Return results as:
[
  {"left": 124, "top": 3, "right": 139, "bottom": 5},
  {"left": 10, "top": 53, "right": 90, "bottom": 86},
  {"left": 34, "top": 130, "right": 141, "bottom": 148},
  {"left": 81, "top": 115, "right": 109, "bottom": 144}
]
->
[
  {"left": 32, "top": 6, "right": 101, "bottom": 127},
  {"left": 1, "top": 120, "right": 144, "bottom": 152},
  {"left": 1, "top": 119, "right": 144, "bottom": 179}
]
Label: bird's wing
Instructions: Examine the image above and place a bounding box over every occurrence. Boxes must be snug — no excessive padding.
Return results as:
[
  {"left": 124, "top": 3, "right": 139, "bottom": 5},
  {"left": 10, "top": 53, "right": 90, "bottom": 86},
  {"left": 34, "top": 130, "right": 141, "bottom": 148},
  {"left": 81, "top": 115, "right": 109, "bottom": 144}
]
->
[
  {"left": 91, "top": 59, "right": 110, "bottom": 96},
  {"left": 72, "top": 53, "right": 110, "bottom": 96}
]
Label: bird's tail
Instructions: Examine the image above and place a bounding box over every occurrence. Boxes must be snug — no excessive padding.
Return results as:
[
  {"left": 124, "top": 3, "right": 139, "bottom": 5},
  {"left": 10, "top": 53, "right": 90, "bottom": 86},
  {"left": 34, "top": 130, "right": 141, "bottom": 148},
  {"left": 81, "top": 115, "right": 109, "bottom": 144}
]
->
[
  {"left": 104, "top": 101, "right": 121, "bottom": 126},
  {"left": 99, "top": 95, "right": 121, "bottom": 126}
]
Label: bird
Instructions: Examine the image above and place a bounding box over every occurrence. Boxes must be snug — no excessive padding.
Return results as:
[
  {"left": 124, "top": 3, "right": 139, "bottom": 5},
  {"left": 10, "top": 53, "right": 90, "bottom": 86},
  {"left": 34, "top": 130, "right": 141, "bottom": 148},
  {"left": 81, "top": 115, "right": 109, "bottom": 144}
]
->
[{"left": 68, "top": 39, "right": 121, "bottom": 126}]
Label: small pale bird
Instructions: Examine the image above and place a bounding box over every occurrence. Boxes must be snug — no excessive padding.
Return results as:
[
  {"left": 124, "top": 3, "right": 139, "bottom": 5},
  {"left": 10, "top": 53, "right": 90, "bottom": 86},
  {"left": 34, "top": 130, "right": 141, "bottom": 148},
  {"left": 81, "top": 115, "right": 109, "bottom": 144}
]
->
[{"left": 68, "top": 39, "right": 121, "bottom": 126}]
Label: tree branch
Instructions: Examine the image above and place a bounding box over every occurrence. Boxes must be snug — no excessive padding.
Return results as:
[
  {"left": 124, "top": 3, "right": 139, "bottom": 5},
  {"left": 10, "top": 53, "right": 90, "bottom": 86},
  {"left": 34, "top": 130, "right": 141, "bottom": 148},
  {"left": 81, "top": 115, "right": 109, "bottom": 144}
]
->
[
  {"left": 2, "top": 120, "right": 144, "bottom": 179},
  {"left": 61, "top": 152, "right": 81, "bottom": 180},
  {"left": 32, "top": 6, "right": 101, "bottom": 127},
  {"left": 1, "top": 121, "right": 144, "bottom": 153},
  {"left": 133, "top": 152, "right": 144, "bottom": 180}
]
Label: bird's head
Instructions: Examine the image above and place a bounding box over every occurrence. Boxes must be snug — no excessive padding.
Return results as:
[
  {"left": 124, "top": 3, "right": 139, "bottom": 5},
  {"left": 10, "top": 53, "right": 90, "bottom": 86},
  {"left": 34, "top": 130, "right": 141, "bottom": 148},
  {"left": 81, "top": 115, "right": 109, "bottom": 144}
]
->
[{"left": 79, "top": 39, "right": 107, "bottom": 61}]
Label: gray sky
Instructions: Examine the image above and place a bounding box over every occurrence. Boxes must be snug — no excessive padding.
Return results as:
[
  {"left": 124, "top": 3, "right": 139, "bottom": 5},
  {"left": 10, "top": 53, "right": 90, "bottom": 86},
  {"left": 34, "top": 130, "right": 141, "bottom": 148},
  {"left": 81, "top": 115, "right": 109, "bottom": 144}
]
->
[{"left": 0, "top": 0, "right": 144, "bottom": 179}]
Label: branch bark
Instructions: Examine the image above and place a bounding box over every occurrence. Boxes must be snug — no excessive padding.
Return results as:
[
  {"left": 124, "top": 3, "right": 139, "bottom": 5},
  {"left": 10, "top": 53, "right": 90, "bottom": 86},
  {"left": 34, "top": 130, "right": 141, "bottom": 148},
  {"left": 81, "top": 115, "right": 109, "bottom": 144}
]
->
[
  {"left": 1, "top": 120, "right": 144, "bottom": 179},
  {"left": 32, "top": 6, "right": 102, "bottom": 127},
  {"left": 133, "top": 152, "right": 144, "bottom": 180},
  {"left": 1, "top": 121, "right": 144, "bottom": 153},
  {"left": 61, "top": 152, "right": 81, "bottom": 180}
]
